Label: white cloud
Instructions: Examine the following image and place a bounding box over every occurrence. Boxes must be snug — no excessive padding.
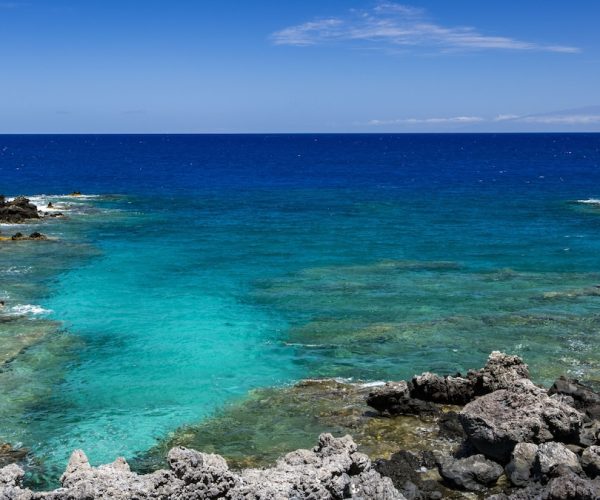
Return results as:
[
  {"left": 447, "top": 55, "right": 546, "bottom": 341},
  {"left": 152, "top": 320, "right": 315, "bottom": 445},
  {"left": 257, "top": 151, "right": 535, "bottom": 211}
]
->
[
  {"left": 271, "top": 3, "right": 580, "bottom": 54},
  {"left": 366, "top": 109, "right": 600, "bottom": 127},
  {"left": 368, "top": 116, "right": 484, "bottom": 126},
  {"left": 519, "top": 114, "right": 600, "bottom": 124},
  {"left": 494, "top": 114, "right": 521, "bottom": 121}
]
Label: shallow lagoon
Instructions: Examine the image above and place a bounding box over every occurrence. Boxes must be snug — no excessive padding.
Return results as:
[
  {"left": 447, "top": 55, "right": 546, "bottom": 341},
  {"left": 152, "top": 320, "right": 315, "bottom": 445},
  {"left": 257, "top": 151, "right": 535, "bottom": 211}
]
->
[{"left": 1, "top": 134, "right": 600, "bottom": 485}]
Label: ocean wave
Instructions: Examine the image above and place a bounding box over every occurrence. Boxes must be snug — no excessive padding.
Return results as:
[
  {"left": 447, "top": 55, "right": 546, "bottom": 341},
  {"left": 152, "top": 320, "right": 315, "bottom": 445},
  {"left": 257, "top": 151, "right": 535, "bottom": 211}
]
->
[
  {"left": 23, "top": 194, "right": 109, "bottom": 217},
  {"left": 8, "top": 304, "right": 52, "bottom": 316},
  {"left": 0, "top": 266, "right": 31, "bottom": 275},
  {"left": 576, "top": 198, "right": 600, "bottom": 205}
]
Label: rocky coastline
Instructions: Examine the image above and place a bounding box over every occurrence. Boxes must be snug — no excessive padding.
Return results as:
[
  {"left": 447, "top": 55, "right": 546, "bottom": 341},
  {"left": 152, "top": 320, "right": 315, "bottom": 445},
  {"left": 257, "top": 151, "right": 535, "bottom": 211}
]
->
[
  {"left": 0, "top": 196, "right": 41, "bottom": 224},
  {"left": 1, "top": 352, "right": 599, "bottom": 499},
  {"left": 0, "top": 195, "right": 62, "bottom": 241}
]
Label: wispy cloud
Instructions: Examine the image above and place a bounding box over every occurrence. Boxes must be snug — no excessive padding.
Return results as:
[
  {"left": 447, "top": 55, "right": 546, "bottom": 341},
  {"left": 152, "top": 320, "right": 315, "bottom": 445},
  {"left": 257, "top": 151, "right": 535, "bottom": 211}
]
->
[
  {"left": 493, "top": 107, "right": 600, "bottom": 124},
  {"left": 368, "top": 116, "right": 484, "bottom": 126},
  {"left": 271, "top": 2, "right": 579, "bottom": 54},
  {"left": 518, "top": 114, "right": 600, "bottom": 124},
  {"left": 366, "top": 107, "right": 600, "bottom": 127}
]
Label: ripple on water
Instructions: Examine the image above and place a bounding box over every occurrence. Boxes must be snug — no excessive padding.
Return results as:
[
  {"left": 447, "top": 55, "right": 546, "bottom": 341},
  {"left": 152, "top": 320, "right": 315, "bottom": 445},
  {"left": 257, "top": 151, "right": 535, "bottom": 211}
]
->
[{"left": 251, "top": 260, "right": 600, "bottom": 383}]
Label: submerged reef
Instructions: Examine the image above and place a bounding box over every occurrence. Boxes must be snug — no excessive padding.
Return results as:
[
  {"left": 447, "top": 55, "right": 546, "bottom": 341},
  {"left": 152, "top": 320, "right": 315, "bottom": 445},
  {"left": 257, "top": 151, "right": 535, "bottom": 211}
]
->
[{"left": 2, "top": 351, "right": 600, "bottom": 499}]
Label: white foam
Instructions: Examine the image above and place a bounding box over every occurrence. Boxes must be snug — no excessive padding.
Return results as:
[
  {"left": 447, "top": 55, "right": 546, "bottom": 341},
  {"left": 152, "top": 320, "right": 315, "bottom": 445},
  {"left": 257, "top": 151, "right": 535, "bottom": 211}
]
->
[
  {"left": 359, "top": 381, "right": 386, "bottom": 388},
  {"left": 27, "top": 196, "right": 67, "bottom": 213},
  {"left": 8, "top": 304, "right": 52, "bottom": 316},
  {"left": 577, "top": 198, "right": 600, "bottom": 205}
]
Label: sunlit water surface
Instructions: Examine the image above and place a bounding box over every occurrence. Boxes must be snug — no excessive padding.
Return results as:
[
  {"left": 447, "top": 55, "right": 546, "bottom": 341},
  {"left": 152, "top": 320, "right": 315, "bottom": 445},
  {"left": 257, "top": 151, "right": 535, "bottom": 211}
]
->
[{"left": 1, "top": 134, "right": 600, "bottom": 485}]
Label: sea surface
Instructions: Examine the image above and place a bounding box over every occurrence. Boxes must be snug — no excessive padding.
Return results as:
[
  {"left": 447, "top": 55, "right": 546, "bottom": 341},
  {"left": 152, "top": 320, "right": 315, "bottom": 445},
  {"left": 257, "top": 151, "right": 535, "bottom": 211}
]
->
[{"left": 1, "top": 134, "right": 600, "bottom": 485}]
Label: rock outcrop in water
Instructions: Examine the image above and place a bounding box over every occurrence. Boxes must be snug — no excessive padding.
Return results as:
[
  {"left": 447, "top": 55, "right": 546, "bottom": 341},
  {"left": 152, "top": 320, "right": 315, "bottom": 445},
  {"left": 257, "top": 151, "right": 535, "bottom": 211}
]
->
[
  {"left": 2, "top": 351, "right": 599, "bottom": 499},
  {"left": 5, "top": 232, "right": 48, "bottom": 241},
  {"left": 0, "top": 196, "right": 40, "bottom": 223}
]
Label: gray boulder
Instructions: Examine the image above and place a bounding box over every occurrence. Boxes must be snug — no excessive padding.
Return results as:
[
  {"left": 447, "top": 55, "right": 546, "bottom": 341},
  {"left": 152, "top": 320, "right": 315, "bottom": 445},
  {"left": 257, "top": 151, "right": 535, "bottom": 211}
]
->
[
  {"left": 459, "top": 379, "right": 584, "bottom": 462},
  {"left": 534, "top": 442, "right": 582, "bottom": 479},
  {"left": 505, "top": 443, "right": 538, "bottom": 487},
  {"left": 167, "top": 447, "right": 236, "bottom": 498},
  {"left": 436, "top": 453, "right": 503, "bottom": 492},
  {"left": 544, "top": 469, "right": 600, "bottom": 499}
]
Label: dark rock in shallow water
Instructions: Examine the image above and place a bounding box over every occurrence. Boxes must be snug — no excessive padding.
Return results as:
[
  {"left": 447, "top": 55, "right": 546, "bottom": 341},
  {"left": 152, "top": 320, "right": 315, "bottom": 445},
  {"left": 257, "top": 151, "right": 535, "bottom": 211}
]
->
[
  {"left": 375, "top": 450, "right": 447, "bottom": 500},
  {"left": 9, "top": 232, "right": 48, "bottom": 241},
  {"left": 0, "top": 196, "right": 40, "bottom": 223},
  {"left": 459, "top": 379, "right": 584, "bottom": 462},
  {"left": 0, "top": 434, "right": 405, "bottom": 499},
  {"left": 406, "top": 351, "right": 530, "bottom": 407},
  {"left": 0, "top": 444, "right": 27, "bottom": 469},
  {"left": 410, "top": 372, "right": 474, "bottom": 405},
  {"left": 549, "top": 376, "right": 600, "bottom": 420},
  {"left": 437, "top": 411, "right": 466, "bottom": 440},
  {"left": 367, "top": 381, "right": 440, "bottom": 417},
  {"left": 436, "top": 453, "right": 503, "bottom": 492}
]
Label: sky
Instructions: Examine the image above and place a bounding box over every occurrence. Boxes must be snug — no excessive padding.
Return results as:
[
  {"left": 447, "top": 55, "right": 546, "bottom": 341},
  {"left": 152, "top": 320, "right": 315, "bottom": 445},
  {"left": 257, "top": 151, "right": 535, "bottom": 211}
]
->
[{"left": 1, "top": 0, "right": 599, "bottom": 133}]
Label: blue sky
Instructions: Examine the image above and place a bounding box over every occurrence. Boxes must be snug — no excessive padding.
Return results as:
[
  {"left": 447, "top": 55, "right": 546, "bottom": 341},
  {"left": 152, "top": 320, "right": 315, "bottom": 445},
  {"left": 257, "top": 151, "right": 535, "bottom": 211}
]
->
[{"left": 1, "top": 0, "right": 599, "bottom": 133}]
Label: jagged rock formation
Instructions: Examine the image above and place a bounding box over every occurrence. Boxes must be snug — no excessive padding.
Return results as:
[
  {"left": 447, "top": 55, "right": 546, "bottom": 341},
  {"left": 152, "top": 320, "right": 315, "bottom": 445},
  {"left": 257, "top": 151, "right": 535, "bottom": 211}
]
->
[
  {"left": 459, "top": 379, "right": 583, "bottom": 462},
  {"left": 0, "top": 196, "right": 40, "bottom": 223},
  {"left": 367, "top": 351, "right": 600, "bottom": 498},
  {"left": 0, "top": 434, "right": 404, "bottom": 499}
]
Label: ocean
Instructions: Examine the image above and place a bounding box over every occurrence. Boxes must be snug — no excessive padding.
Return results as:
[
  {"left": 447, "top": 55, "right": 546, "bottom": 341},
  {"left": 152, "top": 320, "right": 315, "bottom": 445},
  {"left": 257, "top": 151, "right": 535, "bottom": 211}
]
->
[{"left": 1, "top": 133, "right": 600, "bottom": 485}]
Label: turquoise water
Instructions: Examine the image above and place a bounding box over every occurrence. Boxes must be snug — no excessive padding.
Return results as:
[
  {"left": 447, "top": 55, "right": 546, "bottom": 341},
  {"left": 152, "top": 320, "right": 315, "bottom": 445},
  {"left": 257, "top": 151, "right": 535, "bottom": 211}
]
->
[{"left": 1, "top": 134, "right": 600, "bottom": 484}]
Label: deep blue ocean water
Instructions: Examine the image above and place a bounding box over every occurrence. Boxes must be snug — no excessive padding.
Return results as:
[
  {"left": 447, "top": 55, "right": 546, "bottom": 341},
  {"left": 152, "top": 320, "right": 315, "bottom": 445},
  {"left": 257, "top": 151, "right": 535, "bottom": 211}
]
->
[{"left": 1, "top": 134, "right": 600, "bottom": 482}]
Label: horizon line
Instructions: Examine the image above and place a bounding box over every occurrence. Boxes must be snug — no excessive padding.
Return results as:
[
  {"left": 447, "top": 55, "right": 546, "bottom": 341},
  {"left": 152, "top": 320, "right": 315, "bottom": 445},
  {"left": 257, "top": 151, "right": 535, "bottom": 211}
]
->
[{"left": 1, "top": 131, "right": 600, "bottom": 136}]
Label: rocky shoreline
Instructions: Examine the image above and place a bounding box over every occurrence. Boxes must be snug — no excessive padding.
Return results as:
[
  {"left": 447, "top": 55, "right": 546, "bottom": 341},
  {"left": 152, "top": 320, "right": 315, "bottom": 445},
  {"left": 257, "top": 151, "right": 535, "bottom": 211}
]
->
[
  {"left": 0, "top": 196, "right": 41, "bottom": 224},
  {"left": 0, "top": 352, "right": 598, "bottom": 499},
  {"left": 0, "top": 194, "right": 79, "bottom": 224},
  {"left": 0, "top": 195, "right": 62, "bottom": 241}
]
